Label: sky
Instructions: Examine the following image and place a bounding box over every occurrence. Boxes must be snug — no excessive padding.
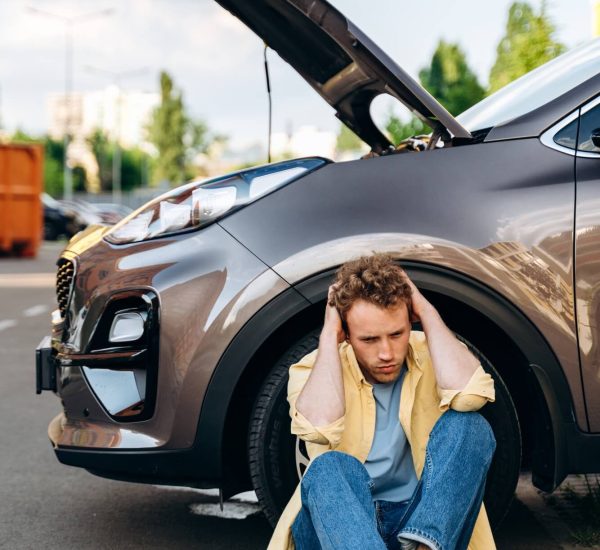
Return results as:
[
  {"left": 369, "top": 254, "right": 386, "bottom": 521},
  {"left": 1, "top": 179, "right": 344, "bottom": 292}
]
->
[{"left": 0, "top": 0, "right": 594, "bottom": 151}]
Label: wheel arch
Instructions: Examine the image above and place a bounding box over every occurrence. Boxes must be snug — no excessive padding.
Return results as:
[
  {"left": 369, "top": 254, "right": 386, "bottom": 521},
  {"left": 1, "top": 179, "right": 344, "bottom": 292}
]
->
[{"left": 195, "top": 261, "right": 575, "bottom": 496}]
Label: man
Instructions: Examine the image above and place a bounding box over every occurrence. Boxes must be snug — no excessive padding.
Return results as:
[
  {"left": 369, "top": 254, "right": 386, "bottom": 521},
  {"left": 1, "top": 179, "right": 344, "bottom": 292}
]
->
[{"left": 268, "top": 254, "right": 497, "bottom": 550}]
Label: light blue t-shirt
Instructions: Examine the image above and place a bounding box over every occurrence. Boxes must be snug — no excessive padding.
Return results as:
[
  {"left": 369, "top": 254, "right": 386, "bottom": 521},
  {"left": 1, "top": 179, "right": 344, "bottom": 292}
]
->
[{"left": 364, "top": 365, "right": 419, "bottom": 502}]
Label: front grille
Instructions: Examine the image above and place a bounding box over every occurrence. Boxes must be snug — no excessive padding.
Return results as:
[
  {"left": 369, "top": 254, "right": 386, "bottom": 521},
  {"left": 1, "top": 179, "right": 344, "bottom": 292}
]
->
[{"left": 56, "top": 259, "right": 75, "bottom": 318}]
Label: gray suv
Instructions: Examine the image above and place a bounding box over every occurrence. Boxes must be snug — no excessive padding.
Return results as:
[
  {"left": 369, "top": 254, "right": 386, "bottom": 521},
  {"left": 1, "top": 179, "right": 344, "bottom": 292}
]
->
[{"left": 36, "top": 0, "right": 600, "bottom": 531}]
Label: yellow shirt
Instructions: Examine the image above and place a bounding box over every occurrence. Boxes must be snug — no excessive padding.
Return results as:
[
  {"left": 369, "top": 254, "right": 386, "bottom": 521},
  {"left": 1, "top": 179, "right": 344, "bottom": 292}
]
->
[{"left": 268, "top": 331, "right": 496, "bottom": 550}]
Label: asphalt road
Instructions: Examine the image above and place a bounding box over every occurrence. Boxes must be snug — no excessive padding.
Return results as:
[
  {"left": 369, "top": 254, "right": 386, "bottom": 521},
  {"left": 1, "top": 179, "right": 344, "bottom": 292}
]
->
[{"left": 0, "top": 242, "right": 565, "bottom": 549}]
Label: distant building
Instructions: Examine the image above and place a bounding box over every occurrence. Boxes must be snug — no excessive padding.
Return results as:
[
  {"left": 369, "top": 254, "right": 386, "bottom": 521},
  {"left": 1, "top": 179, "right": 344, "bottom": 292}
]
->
[
  {"left": 48, "top": 85, "right": 159, "bottom": 149},
  {"left": 47, "top": 86, "right": 159, "bottom": 191}
]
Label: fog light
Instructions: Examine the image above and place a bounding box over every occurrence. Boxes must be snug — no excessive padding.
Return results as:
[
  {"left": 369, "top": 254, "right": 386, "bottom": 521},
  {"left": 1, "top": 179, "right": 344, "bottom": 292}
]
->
[{"left": 109, "top": 312, "right": 145, "bottom": 343}]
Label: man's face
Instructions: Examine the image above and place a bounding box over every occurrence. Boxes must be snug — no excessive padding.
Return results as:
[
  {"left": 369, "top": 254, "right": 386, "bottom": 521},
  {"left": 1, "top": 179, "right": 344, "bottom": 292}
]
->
[{"left": 345, "top": 299, "right": 411, "bottom": 385}]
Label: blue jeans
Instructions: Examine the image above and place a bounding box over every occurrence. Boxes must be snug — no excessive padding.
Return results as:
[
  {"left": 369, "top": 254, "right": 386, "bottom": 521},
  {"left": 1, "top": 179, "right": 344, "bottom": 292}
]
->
[{"left": 291, "top": 411, "right": 496, "bottom": 550}]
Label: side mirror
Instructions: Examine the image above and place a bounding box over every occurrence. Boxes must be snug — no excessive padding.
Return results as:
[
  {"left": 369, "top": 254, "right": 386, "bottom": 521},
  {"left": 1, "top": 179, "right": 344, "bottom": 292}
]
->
[{"left": 591, "top": 128, "right": 600, "bottom": 148}]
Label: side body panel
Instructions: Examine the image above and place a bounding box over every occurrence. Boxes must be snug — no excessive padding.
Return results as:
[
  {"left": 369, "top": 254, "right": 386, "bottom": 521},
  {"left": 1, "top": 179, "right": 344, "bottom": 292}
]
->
[
  {"left": 220, "top": 139, "right": 586, "bottom": 429},
  {"left": 575, "top": 154, "right": 600, "bottom": 432}
]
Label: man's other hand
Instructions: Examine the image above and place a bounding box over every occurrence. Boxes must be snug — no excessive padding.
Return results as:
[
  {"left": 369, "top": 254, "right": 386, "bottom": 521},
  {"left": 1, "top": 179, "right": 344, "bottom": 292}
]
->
[
  {"left": 325, "top": 284, "right": 346, "bottom": 344},
  {"left": 400, "top": 270, "right": 435, "bottom": 324}
]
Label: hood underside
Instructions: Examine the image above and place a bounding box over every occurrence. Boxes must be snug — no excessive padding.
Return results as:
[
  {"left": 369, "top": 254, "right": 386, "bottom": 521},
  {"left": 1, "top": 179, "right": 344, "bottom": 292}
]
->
[{"left": 214, "top": 0, "right": 472, "bottom": 151}]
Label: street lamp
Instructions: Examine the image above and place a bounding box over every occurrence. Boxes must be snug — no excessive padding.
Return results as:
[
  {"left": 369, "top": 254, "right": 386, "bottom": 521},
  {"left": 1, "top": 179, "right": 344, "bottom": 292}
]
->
[
  {"left": 28, "top": 6, "right": 114, "bottom": 201},
  {"left": 85, "top": 66, "right": 149, "bottom": 204}
]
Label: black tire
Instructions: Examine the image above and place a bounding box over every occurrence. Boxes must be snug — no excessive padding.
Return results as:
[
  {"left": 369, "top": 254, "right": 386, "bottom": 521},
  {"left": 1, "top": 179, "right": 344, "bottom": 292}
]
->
[
  {"left": 248, "top": 329, "right": 321, "bottom": 527},
  {"left": 248, "top": 329, "right": 521, "bottom": 530},
  {"left": 455, "top": 335, "right": 521, "bottom": 529}
]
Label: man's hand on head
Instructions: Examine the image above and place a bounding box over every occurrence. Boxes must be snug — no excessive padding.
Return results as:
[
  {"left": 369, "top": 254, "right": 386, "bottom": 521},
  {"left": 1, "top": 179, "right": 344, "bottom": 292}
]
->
[
  {"left": 324, "top": 284, "right": 346, "bottom": 344},
  {"left": 294, "top": 285, "right": 347, "bottom": 428},
  {"left": 399, "top": 269, "right": 479, "bottom": 390},
  {"left": 400, "top": 270, "right": 436, "bottom": 323}
]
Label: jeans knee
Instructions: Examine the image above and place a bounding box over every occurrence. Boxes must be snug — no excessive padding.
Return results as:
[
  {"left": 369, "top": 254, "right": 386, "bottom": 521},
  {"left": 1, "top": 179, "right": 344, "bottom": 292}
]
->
[
  {"left": 302, "top": 451, "right": 368, "bottom": 489},
  {"left": 435, "top": 411, "right": 496, "bottom": 459},
  {"left": 471, "top": 413, "right": 496, "bottom": 455}
]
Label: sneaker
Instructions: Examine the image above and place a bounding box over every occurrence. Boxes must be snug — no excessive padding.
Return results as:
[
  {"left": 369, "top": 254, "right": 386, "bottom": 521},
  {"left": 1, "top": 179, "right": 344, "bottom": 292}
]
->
[{"left": 397, "top": 537, "right": 419, "bottom": 550}]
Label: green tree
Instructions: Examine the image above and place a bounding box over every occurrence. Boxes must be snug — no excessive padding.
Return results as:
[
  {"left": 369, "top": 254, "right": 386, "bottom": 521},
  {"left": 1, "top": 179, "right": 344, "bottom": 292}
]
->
[
  {"left": 147, "top": 71, "right": 213, "bottom": 186},
  {"left": 88, "top": 129, "right": 111, "bottom": 191},
  {"left": 121, "top": 147, "right": 150, "bottom": 190},
  {"left": 72, "top": 165, "right": 87, "bottom": 193},
  {"left": 419, "top": 40, "right": 485, "bottom": 116},
  {"left": 381, "top": 39, "right": 483, "bottom": 145},
  {"left": 147, "top": 71, "right": 186, "bottom": 185},
  {"left": 489, "top": 1, "right": 565, "bottom": 93},
  {"left": 42, "top": 137, "right": 65, "bottom": 197},
  {"left": 385, "top": 113, "right": 429, "bottom": 145},
  {"left": 87, "top": 129, "right": 151, "bottom": 192}
]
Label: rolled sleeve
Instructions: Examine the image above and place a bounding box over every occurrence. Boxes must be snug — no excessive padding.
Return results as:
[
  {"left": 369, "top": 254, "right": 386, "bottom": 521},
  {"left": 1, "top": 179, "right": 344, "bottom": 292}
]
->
[
  {"left": 438, "top": 365, "right": 495, "bottom": 412},
  {"left": 287, "top": 349, "right": 345, "bottom": 448},
  {"left": 290, "top": 407, "right": 345, "bottom": 446}
]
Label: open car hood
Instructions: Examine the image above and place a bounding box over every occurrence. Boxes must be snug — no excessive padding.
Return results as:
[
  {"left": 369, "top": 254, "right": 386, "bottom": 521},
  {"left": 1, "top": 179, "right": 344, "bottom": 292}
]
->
[{"left": 214, "top": 0, "right": 472, "bottom": 151}]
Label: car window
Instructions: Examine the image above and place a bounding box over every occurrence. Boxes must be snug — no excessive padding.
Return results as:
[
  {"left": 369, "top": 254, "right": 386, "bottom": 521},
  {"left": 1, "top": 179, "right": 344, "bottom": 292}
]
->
[
  {"left": 554, "top": 118, "right": 579, "bottom": 150},
  {"left": 578, "top": 102, "right": 600, "bottom": 153}
]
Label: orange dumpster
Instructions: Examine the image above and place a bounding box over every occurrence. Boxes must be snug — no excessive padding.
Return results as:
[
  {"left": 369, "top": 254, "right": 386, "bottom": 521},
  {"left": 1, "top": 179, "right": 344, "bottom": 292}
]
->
[{"left": 0, "top": 143, "right": 44, "bottom": 257}]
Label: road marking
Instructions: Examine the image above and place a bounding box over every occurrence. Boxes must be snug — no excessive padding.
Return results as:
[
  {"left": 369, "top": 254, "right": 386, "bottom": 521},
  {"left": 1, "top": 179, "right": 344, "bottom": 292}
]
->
[
  {"left": 229, "top": 491, "right": 258, "bottom": 503},
  {"left": 153, "top": 486, "right": 260, "bottom": 519},
  {"left": 188, "top": 502, "right": 261, "bottom": 520},
  {"left": 153, "top": 486, "right": 258, "bottom": 502},
  {"left": 0, "top": 320, "right": 17, "bottom": 332},
  {"left": 153, "top": 486, "right": 220, "bottom": 496},
  {"left": 0, "top": 273, "right": 55, "bottom": 288},
  {"left": 23, "top": 304, "right": 50, "bottom": 317}
]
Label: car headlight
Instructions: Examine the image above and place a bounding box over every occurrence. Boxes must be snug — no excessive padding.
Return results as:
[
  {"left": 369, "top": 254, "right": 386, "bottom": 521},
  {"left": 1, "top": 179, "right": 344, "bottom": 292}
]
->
[{"left": 104, "top": 157, "right": 328, "bottom": 244}]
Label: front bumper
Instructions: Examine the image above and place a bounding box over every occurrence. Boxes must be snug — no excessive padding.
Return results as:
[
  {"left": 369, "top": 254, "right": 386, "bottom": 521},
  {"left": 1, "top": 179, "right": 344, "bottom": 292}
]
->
[
  {"left": 47, "top": 413, "right": 215, "bottom": 486},
  {"left": 36, "top": 222, "right": 289, "bottom": 493}
]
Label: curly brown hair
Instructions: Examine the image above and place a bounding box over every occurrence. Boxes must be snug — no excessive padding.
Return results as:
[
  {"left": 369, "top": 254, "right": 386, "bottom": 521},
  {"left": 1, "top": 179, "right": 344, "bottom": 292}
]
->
[{"left": 330, "top": 254, "right": 412, "bottom": 321}]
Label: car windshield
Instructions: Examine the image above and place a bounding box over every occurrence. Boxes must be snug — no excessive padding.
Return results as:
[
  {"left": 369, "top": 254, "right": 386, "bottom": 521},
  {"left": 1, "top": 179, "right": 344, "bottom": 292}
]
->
[{"left": 457, "top": 37, "right": 600, "bottom": 132}]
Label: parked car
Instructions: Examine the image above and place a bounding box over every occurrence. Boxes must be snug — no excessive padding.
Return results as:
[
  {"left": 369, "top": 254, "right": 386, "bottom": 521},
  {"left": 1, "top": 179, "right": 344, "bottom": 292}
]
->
[
  {"left": 41, "top": 193, "right": 78, "bottom": 241},
  {"left": 90, "top": 203, "right": 133, "bottom": 225},
  {"left": 58, "top": 199, "right": 104, "bottom": 232},
  {"left": 36, "top": 0, "right": 600, "bottom": 532}
]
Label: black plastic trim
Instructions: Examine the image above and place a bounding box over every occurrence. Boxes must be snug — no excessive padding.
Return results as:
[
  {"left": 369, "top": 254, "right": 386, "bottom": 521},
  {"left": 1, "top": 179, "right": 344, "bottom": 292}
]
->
[
  {"left": 86, "top": 290, "right": 157, "bottom": 354},
  {"left": 54, "top": 447, "right": 217, "bottom": 487},
  {"left": 193, "top": 286, "right": 310, "bottom": 480},
  {"left": 78, "top": 289, "right": 160, "bottom": 422},
  {"left": 36, "top": 335, "right": 56, "bottom": 393}
]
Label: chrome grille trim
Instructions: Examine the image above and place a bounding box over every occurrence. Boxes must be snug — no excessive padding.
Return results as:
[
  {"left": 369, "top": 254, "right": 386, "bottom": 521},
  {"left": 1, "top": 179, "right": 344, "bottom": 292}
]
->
[{"left": 56, "top": 259, "right": 76, "bottom": 319}]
